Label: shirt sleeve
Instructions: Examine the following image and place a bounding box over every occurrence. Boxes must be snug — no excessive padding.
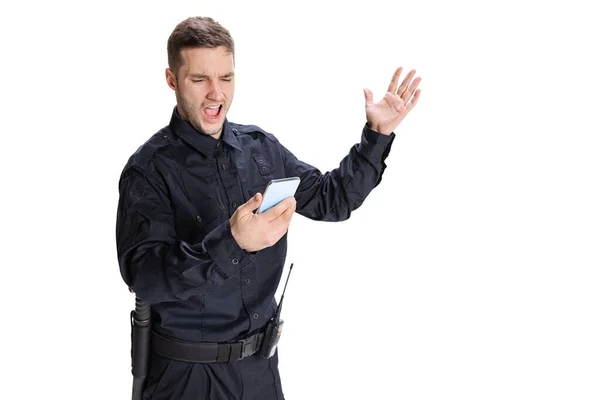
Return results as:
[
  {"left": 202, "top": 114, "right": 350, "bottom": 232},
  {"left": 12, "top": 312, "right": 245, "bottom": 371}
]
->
[
  {"left": 280, "top": 123, "right": 395, "bottom": 221},
  {"left": 115, "top": 166, "right": 254, "bottom": 305}
]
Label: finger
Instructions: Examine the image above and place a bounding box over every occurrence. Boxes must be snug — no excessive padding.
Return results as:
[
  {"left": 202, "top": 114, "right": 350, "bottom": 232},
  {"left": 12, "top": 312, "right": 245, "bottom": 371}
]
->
[
  {"left": 279, "top": 199, "right": 296, "bottom": 222},
  {"left": 261, "top": 196, "right": 296, "bottom": 222},
  {"left": 363, "top": 88, "right": 374, "bottom": 105},
  {"left": 270, "top": 200, "right": 296, "bottom": 229},
  {"left": 402, "top": 76, "right": 421, "bottom": 102},
  {"left": 387, "top": 66, "right": 403, "bottom": 93},
  {"left": 268, "top": 219, "right": 293, "bottom": 248},
  {"left": 393, "top": 96, "right": 405, "bottom": 112},
  {"left": 396, "top": 69, "right": 416, "bottom": 96},
  {"left": 406, "top": 88, "right": 421, "bottom": 112},
  {"left": 238, "top": 193, "right": 263, "bottom": 214}
]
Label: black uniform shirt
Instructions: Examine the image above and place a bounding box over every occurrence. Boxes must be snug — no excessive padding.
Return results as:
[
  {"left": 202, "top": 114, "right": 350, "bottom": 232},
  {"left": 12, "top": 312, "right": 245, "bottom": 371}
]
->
[{"left": 116, "top": 107, "right": 395, "bottom": 342}]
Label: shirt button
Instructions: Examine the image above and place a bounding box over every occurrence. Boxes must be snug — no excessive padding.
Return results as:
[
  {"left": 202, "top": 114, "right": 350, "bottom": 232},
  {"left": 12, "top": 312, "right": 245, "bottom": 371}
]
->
[
  {"left": 232, "top": 128, "right": 238, "bottom": 133},
  {"left": 245, "top": 278, "right": 251, "bottom": 284},
  {"left": 232, "top": 258, "right": 239, "bottom": 265},
  {"left": 253, "top": 313, "right": 259, "bottom": 320},
  {"left": 221, "top": 163, "right": 227, "bottom": 170},
  {"left": 231, "top": 201, "right": 237, "bottom": 208},
  {"left": 196, "top": 216, "right": 202, "bottom": 223},
  {"left": 261, "top": 167, "right": 267, "bottom": 172},
  {"left": 258, "top": 159, "right": 264, "bottom": 164}
]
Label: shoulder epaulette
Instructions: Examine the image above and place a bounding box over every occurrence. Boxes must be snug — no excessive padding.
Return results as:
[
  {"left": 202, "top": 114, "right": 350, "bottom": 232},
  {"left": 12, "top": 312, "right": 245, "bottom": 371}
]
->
[
  {"left": 230, "top": 123, "right": 278, "bottom": 142},
  {"left": 125, "top": 126, "right": 172, "bottom": 171}
]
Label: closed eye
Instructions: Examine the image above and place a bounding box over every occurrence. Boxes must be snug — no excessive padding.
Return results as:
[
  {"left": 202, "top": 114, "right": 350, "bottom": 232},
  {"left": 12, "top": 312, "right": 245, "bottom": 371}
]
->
[{"left": 189, "top": 72, "right": 234, "bottom": 83}]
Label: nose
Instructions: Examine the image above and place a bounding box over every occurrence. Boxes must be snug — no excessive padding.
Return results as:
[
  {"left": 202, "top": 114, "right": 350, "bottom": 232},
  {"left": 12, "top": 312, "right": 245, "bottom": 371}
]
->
[{"left": 207, "top": 79, "right": 224, "bottom": 101}]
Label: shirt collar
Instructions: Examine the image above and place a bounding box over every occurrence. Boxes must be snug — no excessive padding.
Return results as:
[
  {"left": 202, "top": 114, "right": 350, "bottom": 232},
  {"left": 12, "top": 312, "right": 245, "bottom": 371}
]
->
[{"left": 169, "top": 106, "right": 242, "bottom": 155}]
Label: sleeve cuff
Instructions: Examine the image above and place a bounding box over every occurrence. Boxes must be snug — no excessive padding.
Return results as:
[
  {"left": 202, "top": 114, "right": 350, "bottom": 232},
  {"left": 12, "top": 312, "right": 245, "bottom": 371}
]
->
[
  {"left": 203, "top": 219, "right": 254, "bottom": 278},
  {"left": 360, "top": 123, "right": 396, "bottom": 162}
]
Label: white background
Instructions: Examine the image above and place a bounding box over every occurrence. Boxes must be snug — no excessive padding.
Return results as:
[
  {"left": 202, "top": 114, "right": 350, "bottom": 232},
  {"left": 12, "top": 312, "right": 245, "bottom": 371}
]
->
[{"left": 1, "top": 0, "right": 599, "bottom": 399}]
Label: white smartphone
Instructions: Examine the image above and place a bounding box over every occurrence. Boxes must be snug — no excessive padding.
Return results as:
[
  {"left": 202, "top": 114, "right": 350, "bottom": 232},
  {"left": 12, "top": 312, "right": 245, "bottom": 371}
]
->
[{"left": 257, "top": 177, "right": 301, "bottom": 213}]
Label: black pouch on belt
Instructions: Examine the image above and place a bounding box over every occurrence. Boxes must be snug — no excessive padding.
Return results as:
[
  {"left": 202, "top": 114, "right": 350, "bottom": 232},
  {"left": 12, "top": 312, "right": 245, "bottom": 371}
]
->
[{"left": 259, "top": 318, "right": 284, "bottom": 359}]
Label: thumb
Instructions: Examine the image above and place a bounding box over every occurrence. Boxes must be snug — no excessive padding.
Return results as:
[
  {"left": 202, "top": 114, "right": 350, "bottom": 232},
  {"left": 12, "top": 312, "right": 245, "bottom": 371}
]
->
[
  {"left": 363, "top": 88, "right": 373, "bottom": 105},
  {"left": 239, "top": 192, "right": 263, "bottom": 213}
]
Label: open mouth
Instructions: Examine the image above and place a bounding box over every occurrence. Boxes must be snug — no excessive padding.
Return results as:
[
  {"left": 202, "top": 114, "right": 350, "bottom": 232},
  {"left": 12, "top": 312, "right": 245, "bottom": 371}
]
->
[{"left": 203, "top": 104, "right": 222, "bottom": 121}]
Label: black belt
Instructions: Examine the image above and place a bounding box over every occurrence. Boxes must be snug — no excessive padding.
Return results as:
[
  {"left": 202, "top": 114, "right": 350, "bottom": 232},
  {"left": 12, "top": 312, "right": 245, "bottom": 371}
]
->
[{"left": 151, "top": 330, "right": 265, "bottom": 363}]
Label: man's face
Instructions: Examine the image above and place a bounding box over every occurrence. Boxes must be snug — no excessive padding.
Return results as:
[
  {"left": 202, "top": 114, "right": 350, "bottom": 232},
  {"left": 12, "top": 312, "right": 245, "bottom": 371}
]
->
[{"left": 166, "top": 46, "right": 235, "bottom": 139}]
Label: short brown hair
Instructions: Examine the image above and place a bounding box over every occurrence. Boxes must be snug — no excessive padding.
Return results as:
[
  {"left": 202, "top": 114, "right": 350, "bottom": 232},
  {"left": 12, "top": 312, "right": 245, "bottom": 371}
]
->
[{"left": 167, "top": 17, "right": 235, "bottom": 76}]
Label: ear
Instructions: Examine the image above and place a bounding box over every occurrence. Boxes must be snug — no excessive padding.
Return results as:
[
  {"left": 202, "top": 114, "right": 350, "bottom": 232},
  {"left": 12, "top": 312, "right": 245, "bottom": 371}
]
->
[{"left": 165, "top": 68, "right": 177, "bottom": 91}]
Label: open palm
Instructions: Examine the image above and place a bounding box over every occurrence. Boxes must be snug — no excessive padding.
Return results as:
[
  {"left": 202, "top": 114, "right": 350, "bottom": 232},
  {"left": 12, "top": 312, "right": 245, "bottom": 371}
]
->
[{"left": 364, "top": 67, "right": 421, "bottom": 135}]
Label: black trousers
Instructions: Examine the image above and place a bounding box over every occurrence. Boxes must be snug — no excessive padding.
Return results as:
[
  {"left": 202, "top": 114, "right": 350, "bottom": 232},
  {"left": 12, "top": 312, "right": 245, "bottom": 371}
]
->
[{"left": 143, "top": 349, "right": 285, "bottom": 400}]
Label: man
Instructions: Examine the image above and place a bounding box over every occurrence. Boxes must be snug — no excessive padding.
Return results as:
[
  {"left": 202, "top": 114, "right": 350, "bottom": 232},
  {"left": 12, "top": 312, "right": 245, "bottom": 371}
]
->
[{"left": 116, "top": 16, "right": 421, "bottom": 400}]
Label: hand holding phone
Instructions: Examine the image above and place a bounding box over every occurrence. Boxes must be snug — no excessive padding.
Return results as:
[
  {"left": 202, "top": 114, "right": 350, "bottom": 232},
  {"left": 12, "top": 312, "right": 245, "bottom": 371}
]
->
[{"left": 230, "top": 178, "right": 299, "bottom": 252}]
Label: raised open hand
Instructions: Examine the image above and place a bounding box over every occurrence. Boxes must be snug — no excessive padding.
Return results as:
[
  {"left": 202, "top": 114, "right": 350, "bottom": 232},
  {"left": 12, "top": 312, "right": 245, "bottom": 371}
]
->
[{"left": 363, "top": 67, "right": 421, "bottom": 135}]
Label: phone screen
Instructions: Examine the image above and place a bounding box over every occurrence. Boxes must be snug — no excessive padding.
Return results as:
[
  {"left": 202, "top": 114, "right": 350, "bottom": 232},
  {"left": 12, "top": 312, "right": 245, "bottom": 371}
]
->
[{"left": 258, "top": 177, "right": 301, "bottom": 213}]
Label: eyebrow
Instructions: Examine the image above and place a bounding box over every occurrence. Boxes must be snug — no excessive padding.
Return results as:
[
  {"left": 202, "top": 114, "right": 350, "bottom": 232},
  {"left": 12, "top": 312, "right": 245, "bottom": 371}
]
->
[{"left": 189, "top": 72, "right": 235, "bottom": 79}]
